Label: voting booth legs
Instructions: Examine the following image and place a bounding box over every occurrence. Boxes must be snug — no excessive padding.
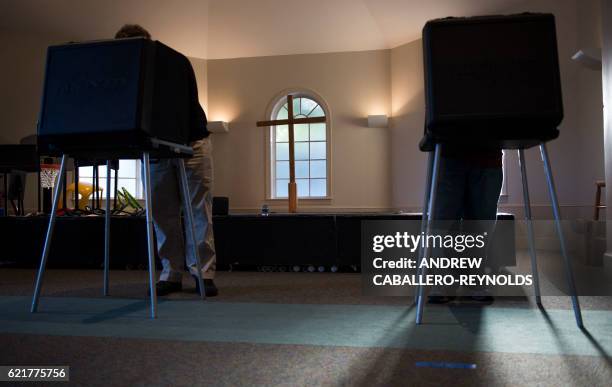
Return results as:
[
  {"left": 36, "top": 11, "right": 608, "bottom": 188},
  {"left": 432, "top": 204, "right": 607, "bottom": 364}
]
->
[
  {"left": 31, "top": 153, "right": 206, "bottom": 319},
  {"left": 414, "top": 143, "right": 583, "bottom": 328}
]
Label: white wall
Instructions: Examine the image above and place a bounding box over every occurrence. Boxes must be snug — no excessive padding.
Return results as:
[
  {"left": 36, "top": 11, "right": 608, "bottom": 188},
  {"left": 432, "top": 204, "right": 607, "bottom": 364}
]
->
[{"left": 207, "top": 50, "right": 392, "bottom": 212}]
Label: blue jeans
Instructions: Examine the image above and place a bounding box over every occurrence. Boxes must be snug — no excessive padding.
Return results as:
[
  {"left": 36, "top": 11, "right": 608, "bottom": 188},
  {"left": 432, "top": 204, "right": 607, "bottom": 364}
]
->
[
  {"left": 431, "top": 157, "right": 503, "bottom": 293},
  {"left": 434, "top": 157, "right": 503, "bottom": 221}
]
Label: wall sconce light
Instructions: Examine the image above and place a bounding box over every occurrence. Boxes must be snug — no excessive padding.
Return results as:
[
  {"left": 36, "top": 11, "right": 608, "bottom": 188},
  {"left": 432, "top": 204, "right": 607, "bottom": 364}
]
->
[
  {"left": 208, "top": 121, "right": 229, "bottom": 133},
  {"left": 367, "top": 114, "right": 388, "bottom": 128},
  {"left": 572, "top": 48, "right": 601, "bottom": 70}
]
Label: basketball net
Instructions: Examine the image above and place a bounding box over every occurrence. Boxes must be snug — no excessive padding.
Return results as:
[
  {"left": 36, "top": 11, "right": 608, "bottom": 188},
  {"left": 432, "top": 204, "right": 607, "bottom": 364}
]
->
[{"left": 40, "top": 163, "right": 61, "bottom": 189}]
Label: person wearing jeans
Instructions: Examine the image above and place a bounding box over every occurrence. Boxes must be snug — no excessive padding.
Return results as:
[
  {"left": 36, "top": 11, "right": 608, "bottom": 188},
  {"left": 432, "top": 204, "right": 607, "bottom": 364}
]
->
[{"left": 428, "top": 146, "right": 503, "bottom": 304}]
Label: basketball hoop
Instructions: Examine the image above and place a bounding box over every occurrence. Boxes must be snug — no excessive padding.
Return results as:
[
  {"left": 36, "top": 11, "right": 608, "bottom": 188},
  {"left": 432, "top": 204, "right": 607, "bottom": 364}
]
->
[{"left": 40, "top": 163, "right": 61, "bottom": 189}]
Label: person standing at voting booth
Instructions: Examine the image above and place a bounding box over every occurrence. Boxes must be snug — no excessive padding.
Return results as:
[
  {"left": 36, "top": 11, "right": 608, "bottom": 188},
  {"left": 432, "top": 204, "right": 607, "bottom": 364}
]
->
[
  {"left": 427, "top": 147, "right": 503, "bottom": 304},
  {"left": 115, "top": 24, "right": 218, "bottom": 296}
]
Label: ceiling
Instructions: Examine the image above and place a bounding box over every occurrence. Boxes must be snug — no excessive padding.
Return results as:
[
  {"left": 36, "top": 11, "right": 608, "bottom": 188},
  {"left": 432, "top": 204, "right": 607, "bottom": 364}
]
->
[{"left": 1, "top": 0, "right": 538, "bottom": 59}]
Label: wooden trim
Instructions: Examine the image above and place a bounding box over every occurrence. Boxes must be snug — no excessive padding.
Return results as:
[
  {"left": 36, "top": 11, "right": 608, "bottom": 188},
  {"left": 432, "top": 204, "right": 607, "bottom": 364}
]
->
[{"left": 256, "top": 116, "right": 326, "bottom": 127}]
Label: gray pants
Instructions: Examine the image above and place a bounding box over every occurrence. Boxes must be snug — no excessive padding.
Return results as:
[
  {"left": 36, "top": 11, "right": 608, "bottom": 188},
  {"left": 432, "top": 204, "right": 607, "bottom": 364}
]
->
[{"left": 149, "top": 137, "right": 216, "bottom": 282}]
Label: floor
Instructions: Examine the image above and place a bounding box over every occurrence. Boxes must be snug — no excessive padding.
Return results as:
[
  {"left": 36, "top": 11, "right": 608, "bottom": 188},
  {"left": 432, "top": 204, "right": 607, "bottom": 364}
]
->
[{"left": 0, "top": 268, "right": 611, "bottom": 386}]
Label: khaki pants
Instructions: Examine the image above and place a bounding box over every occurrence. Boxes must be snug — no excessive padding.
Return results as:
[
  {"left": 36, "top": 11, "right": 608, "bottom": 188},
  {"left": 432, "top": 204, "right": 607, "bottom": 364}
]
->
[{"left": 149, "top": 137, "right": 216, "bottom": 282}]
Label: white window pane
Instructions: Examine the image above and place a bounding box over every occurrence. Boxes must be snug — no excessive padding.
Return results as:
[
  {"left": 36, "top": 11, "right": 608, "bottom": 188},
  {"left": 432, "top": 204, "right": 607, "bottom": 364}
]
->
[
  {"left": 96, "top": 165, "right": 107, "bottom": 178},
  {"left": 293, "top": 98, "right": 301, "bottom": 116},
  {"left": 310, "top": 142, "right": 326, "bottom": 159},
  {"left": 294, "top": 142, "right": 309, "bottom": 160},
  {"left": 118, "top": 178, "right": 137, "bottom": 198},
  {"left": 276, "top": 107, "right": 288, "bottom": 120},
  {"left": 97, "top": 178, "right": 112, "bottom": 198},
  {"left": 276, "top": 143, "right": 289, "bottom": 161},
  {"left": 302, "top": 98, "right": 318, "bottom": 116},
  {"left": 275, "top": 125, "right": 288, "bottom": 142},
  {"left": 310, "top": 179, "right": 327, "bottom": 197},
  {"left": 294, "top": 124, "right": 308, "bottom": 141},
  {"left": 310, "top": 105, "right": 325, "bottom": 117},
  {"left": 78, "top": 166, "right": 93, "bottom": 178},
  {"left": 310, "top": 160, "right": 326, "bottom": 178},
  {"left": 297, "top": 179, "right": 309, "bottom": 197},
  {"left": 119, "top": 159, "right": 136, "bottom": 178},
  {"left": 276, "top": 179, "right": 289, "bottom": 197},
  {"left": 276, "top": 161, "right": 289, "bottom": 179},
  {"left": 310, "top": 123, "right": 326, "bottom": 141},
  {"left": 295, "top": 161, "right": 309, "bottom": 178}
]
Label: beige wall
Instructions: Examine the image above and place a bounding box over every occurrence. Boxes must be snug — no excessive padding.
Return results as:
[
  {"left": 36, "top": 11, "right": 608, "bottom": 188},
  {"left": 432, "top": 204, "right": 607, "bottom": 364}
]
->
[
  {"left": 0, "top": 30, "right": 59, "bottom": 143},
  {"left": 0, "top": 30, "right": 69, "bottom": 211},
  {"left": 389, "top": 39, "right": 427, "bottom": 210},
  {"left": 207, "top": 50, "right": 392, "bottom": 212},
  {"left": 189, "top": 57, "right": 208, "bottom": 115},
  {"left": 0, "top": 0, "right": 604, "bottom": 219}
]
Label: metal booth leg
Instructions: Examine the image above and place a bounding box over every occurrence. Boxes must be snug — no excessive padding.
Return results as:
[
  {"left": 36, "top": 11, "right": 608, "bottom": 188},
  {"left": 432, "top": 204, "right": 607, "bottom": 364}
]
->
[
  {"left": 539, "top": 143, "right": 583, "bottom": 328},
  {"left": 518, "top": 149, "right": 542, "bottom": 305},
  {"left": 177, "top": 158, "right": 206, "bottom": 299},
  {"left": 416, "top": 143, "right": 442, "bottom": 325},
  {"left": 31, "top": 154, "right": 68, "bottom": 313},
  {"left": 103, "top": 160, "right": 111, "bottom": 296},
  {"left": 414, "top": 151, "right": 434, "bottom": 305},
  {"left": 142, "top": 152, "right": 158, "bottom": 318}
]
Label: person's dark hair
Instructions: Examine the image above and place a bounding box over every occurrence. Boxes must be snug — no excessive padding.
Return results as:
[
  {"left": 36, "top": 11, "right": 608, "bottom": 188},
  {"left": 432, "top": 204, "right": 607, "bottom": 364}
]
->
[{"left": 115, "top": 24, "right": 151, "bottom": 39}]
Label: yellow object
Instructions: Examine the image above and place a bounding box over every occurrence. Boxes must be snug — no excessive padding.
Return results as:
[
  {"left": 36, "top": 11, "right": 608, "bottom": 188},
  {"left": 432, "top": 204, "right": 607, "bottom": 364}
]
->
[{"left": 60, "top": 182, "right": 102, "bottom": 209}]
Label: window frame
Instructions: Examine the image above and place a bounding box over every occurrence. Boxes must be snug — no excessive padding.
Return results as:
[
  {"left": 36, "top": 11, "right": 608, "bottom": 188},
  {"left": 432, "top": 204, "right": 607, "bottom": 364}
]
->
[{"left": 264, "top": 89, "right": 332, "bottom": 201}]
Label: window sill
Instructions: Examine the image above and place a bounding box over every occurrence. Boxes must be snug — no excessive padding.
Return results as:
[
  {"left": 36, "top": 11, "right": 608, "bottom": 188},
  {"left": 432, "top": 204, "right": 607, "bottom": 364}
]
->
[{"left": 265, "top": 197, "right": 333, "bottom": 203}]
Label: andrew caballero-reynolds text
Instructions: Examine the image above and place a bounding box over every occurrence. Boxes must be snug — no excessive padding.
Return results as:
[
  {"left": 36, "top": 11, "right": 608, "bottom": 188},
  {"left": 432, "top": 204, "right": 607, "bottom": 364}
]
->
[{"left": 369, "top": 232, "right": 532, "bottom": 287}]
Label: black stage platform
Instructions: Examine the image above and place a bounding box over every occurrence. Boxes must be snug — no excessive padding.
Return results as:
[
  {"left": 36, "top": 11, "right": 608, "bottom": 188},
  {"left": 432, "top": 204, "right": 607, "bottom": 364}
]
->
[{"left": 0, "top": 213, "right": 514, "bottom": 271}]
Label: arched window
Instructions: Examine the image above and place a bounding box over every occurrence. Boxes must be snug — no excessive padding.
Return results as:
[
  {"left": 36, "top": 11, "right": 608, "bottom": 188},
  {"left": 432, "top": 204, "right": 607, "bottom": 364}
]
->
[{"left": 269, "top": 93, "right": 330, "bottom": 199}]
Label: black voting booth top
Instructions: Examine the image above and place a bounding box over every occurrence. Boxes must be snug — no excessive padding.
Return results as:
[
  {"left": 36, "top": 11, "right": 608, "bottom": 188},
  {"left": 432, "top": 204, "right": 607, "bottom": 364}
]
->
[
  {"left": 420, "top": 13, "right": 562, "bottom": 151},
  {"left": 37, "top": 38, "right": 207, "bottom": 159}
]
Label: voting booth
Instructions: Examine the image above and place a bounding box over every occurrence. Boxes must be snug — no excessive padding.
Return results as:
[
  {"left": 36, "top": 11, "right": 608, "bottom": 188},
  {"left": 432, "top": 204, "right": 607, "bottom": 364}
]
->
[
  {"left": 37, "top": 38, "right": 195, "bottom": 158},
  {"left": 415, "top": 14, "right": 583, "bottom": 327},
  {"left": 32, "top": 38, "right": 207, "bottom": 319},
  {"left": 420, "top": 13, "right": 562, "bottom": 151}
]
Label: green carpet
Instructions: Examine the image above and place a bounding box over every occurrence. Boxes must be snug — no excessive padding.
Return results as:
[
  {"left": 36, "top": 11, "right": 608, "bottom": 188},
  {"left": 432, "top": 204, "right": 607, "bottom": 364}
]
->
[{"left": 0, "top": 296, "right": 610, "bottom": 357}]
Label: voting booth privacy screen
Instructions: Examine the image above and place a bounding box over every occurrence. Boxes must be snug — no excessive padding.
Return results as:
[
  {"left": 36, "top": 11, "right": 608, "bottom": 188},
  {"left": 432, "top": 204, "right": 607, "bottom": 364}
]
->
[
  {"left": 37, "top": 38, "right": 193, "bottom": 155},
  {"left": 421, "top": 13, "right": 563, "bottom": 150}
]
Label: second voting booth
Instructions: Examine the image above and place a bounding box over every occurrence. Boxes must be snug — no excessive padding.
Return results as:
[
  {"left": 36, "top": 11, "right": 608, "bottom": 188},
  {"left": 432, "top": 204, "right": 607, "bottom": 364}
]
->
[{"left": 415, "top": 13, "right": 582, "bottom": 327}]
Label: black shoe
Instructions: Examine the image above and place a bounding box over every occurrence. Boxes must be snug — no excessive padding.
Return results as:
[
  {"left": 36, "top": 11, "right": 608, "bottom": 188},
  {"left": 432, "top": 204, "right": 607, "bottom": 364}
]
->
[
  {"left": 152, "top": 281, "right": 182, "bottom": 296},
  {"left": 427, "top": 295, "right": 456, "bottom": 304},
  {"left": 192, "top": 275, "right": 219, "bottom": 297}
]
